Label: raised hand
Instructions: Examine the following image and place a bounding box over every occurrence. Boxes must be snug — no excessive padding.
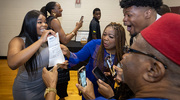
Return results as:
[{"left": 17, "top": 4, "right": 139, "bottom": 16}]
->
[
  {"left": 76, "top": 21, "right": 83, "bottom": 30},
  {"left": 57, "top": 60, "right": 69, "bottom": 69},
  {"left": 76, "top": 78, "right": 95, "bottom": 100},
  {"left": 113, "top": 65, "right": 123, "bottom": 83},
  {"left": 42, "top": 65, "right": 58, "bottom": 88},
  {"left": 40, "top": 30, "right": 56, "bottom": 43},
  {"left": 60, "top": 44, "right": 70, "bottom": 58}
]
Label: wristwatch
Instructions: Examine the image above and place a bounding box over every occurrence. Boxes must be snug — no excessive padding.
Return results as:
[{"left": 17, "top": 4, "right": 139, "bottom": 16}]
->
[{"left": 44, "top": 87, "right": 57, "bottom": 98}]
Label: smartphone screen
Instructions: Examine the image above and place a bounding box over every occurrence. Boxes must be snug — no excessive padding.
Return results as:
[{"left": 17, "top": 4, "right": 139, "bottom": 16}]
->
[
  {"left": 79, "top": 70, "right": 87, "bottom": 87},
  {"left": 92, "top": 66, "right": 111, "bottom": 85},
  {"left": 78, "top": 66, "right": 87, "bottom": 87}
]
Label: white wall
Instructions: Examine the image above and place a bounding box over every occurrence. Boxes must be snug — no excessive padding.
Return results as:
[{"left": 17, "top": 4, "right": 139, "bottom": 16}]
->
[
  {"left": 0, "top": 0, "right": 180, "bottom": 56},
  {"left": 163, "top": 0, "right": 180, "bottom": 6}
]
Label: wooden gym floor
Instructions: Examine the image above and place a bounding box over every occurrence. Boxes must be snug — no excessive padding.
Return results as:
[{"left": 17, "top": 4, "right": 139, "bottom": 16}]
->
[{"left": 0, "top": 59, "right": 81, "bottom": 100}]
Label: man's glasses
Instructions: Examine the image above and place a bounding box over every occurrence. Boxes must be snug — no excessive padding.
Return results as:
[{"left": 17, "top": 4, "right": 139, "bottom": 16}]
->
[{"left": 124, "top": 46, "right": 167, "bottom": 69}]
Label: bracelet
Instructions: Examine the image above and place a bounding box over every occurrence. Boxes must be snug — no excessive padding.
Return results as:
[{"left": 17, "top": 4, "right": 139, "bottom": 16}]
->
[
  {"left": 71, "top": 32, "right": 76, "bottom": 36},
  {"left": 44, "top": 87, "right": 57, "bottom": 98}
]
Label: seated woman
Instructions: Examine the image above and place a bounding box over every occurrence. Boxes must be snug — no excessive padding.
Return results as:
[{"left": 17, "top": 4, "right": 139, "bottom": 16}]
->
[{"left": 61, "top": 22, "right": 126, "bottom": 100}]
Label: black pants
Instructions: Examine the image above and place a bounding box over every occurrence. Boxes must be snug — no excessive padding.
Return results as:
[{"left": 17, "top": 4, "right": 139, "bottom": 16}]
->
[{"left": 56, "top": 82, "right": 68, "bottom": 98}]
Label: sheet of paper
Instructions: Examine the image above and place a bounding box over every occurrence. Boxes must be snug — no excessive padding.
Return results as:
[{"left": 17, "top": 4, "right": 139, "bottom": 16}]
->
[
  {"left": 48, "top": 33, "right": 65, "bottom": 67},
  {"left": 75, "top": 31, "right": 89, "bottom": 41}
]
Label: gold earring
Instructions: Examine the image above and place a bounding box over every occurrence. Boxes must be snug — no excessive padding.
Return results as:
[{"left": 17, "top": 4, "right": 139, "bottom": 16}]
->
[{"left": 53, "top": 13, "right": 56, "bottom": 17}]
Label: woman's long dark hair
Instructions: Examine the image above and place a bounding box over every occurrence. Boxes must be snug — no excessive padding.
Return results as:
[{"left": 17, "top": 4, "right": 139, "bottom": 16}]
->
[
  {"left": 18, "top": 10, "right": 43, "bottom": 76},
  {"left": 94, "top": 22, "right": 134, "bottom": 99},
  {"left": 94, "top": 22, "right": 126, "bottom": 70}
]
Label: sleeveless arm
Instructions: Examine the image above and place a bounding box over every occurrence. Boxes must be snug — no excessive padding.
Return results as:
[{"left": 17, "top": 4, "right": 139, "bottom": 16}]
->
[
  {"left": 51, "top": 19, "right": 82, "bottom": 44},
  {"left": 7, "top": 30, "right": 55, "bottom": 70},
  {"left": 7, "top": 37, "right": 43, "bottom": 70}
]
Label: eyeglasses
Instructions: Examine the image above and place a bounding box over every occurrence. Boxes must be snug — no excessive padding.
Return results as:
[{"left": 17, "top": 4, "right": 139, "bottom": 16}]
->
[{"left": 124, "top": 46, "right": 167, "bottom": 69}]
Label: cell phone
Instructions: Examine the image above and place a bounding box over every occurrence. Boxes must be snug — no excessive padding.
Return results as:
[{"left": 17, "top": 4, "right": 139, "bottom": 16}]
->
[
  {"left": 79, "top": 16, "right": 84, "bottom": 22},
  {"left": 78, "top": 66, "right": 87, "bottom": 87},
  {"left": 77, "top": 66, "right": 87, "bottom": 95},
  {"left": 92, "top": 66, "right": 111, "bottom": 85},
  {"left": 48, "top": 63, "right": 65, "bottom": 72}
]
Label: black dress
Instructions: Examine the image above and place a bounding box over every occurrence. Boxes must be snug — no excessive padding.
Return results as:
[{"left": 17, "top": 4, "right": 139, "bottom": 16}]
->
[{"left": 47, "top": 16, "right": 70, "bottom": 98}]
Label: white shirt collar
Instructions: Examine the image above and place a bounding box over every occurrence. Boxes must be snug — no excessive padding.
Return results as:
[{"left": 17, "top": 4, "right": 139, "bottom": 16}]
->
[{"left": 156, "top": 14, "right": 161, "bottom": 21}]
